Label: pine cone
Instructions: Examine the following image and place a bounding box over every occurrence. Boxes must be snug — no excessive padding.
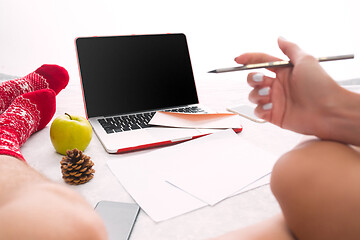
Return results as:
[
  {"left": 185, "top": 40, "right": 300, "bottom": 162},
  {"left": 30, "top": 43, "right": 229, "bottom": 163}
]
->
[{"left": 60, "top": 148, "right": 95, "bottom": 185}]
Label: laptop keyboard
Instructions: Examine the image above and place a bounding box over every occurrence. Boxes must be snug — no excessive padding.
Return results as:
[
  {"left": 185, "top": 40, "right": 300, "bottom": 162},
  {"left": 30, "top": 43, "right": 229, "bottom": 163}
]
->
[{"left": 98, "top": 106, "right": 206, "bottom": 134}]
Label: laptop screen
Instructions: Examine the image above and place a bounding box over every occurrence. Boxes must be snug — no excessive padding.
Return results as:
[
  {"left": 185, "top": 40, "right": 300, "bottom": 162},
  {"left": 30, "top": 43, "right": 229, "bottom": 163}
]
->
[{"left": 76, "top": 33, "right": 199, "bottom": 118}]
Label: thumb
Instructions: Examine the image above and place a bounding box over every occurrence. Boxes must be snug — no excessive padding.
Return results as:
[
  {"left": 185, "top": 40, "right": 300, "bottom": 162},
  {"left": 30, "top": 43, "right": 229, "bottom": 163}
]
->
[{"left": 278, "top": 37, "right": 305, "bottom": 65}]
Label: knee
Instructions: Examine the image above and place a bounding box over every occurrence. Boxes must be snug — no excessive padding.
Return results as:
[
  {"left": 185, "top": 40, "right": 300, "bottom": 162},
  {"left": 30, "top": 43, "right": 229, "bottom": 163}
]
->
[
  {"left": 270, "top": 140, "right": 324, "bottom": 201},
  {"left": 269, "top": 140, "right": 360, "bottom": 239}
]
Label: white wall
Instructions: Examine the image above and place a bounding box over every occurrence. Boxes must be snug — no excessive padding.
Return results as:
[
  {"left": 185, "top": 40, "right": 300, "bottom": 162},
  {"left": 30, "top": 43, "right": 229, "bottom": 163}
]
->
[{"left": 0, "top": 0, "right": 359, "bottom": 81}]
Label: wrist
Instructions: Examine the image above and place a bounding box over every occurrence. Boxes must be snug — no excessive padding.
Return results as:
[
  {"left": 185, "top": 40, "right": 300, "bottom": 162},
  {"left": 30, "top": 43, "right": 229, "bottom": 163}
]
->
[{"left": 317, "top": 86, "right": 360, "bottom": 145}]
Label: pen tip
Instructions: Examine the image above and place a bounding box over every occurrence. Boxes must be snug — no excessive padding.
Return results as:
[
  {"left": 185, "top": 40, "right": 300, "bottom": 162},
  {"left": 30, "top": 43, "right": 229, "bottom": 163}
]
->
[{"left": 208, "top": 70, "right": 216, "bottom": 73}]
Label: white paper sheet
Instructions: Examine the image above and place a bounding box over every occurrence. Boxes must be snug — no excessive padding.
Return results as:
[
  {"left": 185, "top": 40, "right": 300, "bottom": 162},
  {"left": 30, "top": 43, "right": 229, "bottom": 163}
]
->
[
  {"left": 234, "top": 173, "right": 271, "bottom": 195},
  {"left": 107, "top": 129, "right": 276, "bottom": 221},
  {"left": 107, "top": 154, "right": 206, "bottom": 222},
  {"left": 164, "top": 129, "right": 277, "bottom": 205}
]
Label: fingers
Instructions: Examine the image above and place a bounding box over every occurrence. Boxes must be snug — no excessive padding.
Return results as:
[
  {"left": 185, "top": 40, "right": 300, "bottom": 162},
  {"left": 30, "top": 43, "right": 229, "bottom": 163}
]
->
[
  {"left": 248, "top": 72, "right": 274, "bottom": 104},
  {"left": 235, "top": 52, "right": 282, "bottom": 65},
  {"left": 247, "top": 72, "right": 274, "bottom": 103},
  {"left": 254, "top": 103, "right": 272, "bottom": 121},
  {"left": 247, "top": 72, "right": 275, "bottom": 121},
  {"left": 247, "top": 72, "right": 274, "bottom": 88},
  {"left": 234, "top": 52, "right": 284, "bottom": 73},
  {"left": 236, "top": 38, "right": 309, "bottom": 72},
  {"left": 236, "top": 38, "right": 307, "bottom": 65},
  {"left": 249, "top": 86, "right": 271, "bottom": 105},
  {"left": 277, "top": 37, "right": 305, "bottom": 65}
]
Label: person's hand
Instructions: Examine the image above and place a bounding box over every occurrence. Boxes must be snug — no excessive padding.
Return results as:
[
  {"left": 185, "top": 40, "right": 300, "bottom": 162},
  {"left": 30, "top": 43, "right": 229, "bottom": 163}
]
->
[{"left": 235, "top": 37, "right": 343, "bottom": 137}]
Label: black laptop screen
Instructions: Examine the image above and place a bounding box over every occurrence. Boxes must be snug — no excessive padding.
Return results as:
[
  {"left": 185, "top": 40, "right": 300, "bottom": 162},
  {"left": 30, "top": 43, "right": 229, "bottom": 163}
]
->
[{"left": 76, "top": 34, "right": 199, "bottom": 118}]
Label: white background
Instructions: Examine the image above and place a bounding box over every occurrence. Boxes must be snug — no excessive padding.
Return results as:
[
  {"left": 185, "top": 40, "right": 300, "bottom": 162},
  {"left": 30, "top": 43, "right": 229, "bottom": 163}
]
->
[{"left": 1, "top": 0, "right": 359, "bottom": 82}]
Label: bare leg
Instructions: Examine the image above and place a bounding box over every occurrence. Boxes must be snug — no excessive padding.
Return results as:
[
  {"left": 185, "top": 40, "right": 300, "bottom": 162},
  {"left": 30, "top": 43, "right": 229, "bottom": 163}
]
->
[
  {"left": 211, "top": 138, "right": 360, "bottom": 240},
  {"left": 0, "top": 155, "right": 107, "bottom": 240},
  {"left": 209, "top": 214, "right": 295, "bottom": 240},
  {"left": 271, "top": 139, "right": 360, "bottom": 240}
]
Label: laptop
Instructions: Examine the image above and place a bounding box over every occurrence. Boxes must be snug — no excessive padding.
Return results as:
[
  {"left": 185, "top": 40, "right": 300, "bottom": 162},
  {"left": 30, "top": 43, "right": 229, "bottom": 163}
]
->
[{"left": 76, "top": 33, "right": 241, "bottom": 153}]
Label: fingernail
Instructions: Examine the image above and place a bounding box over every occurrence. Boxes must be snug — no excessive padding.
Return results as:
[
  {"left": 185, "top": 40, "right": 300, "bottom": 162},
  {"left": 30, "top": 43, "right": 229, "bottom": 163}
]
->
[
  {"left": 279, "top": 36, "right": 287, "bottom": 41},
  {"left": 253, "top": 73, "right": 264, "bottom": 82},
  {"left": 263, "top": 103, "right": 272, "bottom": 110},
  {"left": 258, "top": 87, "right": 270, "bottom": 96}
]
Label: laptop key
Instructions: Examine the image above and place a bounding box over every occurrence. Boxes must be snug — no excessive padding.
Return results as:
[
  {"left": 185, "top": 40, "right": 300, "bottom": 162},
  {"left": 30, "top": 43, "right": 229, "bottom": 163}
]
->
[
  {"left": 99, "top": 107, "right": 205, "bottom": 133},
  {"left": 105, "top": 117, "right": 114, "bottom": 123},
  {"left": 122, "top": 126, "right": 131, "bottom": 131},
  {"left": 130, "top": 124, "right": 141, "bottom": 130},
  {"left": 139, "top": 123, "right": 151, "bottom": 128},
  {"left": 104, "top": 128, "right": 115, "bottom": 134},
  {"left": 114, "top": 127, "right": 123, "bottom": 132},
  {"left": 98, "top": 119, "right": 107, "bottom": 124},
  {"left": 99, "top": 111, "right": 156, "bottom": 134}
]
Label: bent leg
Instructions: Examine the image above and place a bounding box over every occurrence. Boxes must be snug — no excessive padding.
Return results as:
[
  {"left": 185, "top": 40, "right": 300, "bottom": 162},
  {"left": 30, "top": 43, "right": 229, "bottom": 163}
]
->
[
  {"left": 0, "top": 155, "right": 107, "bottom": 240},
  {"left": 209, "top": 214, "right": 295, "bottom": 240},
  {"left": 271, "top": 139, "right": 360, "bottom": 240}
]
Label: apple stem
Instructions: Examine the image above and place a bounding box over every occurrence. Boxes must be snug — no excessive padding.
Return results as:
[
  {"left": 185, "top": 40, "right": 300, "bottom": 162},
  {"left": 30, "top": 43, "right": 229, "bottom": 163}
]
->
[{"left": 65, "top": 113, "right": 72, "bottom": 120}]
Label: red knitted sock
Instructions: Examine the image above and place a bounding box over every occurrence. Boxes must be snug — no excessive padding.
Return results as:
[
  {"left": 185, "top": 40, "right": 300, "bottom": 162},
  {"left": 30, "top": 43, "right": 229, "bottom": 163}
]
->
[
  {"left": 0, "top": 89, "right": 56, "bottom": 161},
  {"left": 0, "top": 64, "right": 68, "bottom": 114}
]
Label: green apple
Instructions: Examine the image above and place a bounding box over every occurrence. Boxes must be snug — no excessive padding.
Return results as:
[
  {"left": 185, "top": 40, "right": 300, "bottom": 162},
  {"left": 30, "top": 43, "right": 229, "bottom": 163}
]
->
[{"left": 50, "top": 113, "right": 93, "bottom": 155}]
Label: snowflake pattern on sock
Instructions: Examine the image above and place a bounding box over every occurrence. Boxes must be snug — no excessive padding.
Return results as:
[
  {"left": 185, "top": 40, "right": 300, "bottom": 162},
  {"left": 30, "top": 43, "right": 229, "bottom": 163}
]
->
[
  {"left": 0, "top": 94, "right": 44, "bottom": 161},
  {"left": 0, "top": 129, "right": 23, "bottom": 160},
  {"left": 0, "top": 96, "right": 41, "bottom": 145},
  {"left": 0, "top": 72, "right": 49, "bottom": 115}
]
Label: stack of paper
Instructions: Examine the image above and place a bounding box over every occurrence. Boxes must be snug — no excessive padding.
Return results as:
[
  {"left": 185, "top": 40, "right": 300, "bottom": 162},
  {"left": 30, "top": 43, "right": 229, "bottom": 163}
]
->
[{"left": 107, "top": 129, "right": 276, "bottom": 222}]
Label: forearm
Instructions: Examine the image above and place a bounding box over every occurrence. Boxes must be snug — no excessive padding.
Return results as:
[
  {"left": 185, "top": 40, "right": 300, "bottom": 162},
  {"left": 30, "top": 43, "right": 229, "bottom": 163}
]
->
[
  {"left": 0, "top": 155, "right": 107, "bottom": 240},
  {"left": 319, "top": 88, "right": 360, "bottom": 146},
  {"left": 0, "top": 183, "right": 107, "bottom": 240},
  {"left": 0, "top": 155, "right": 48, "bottom": 201}
]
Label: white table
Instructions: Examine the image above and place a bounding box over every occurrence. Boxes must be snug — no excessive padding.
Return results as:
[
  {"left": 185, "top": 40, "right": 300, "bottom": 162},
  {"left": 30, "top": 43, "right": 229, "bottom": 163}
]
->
[{"left": 13, "top": 72, "right": 306, "bottom": 239}]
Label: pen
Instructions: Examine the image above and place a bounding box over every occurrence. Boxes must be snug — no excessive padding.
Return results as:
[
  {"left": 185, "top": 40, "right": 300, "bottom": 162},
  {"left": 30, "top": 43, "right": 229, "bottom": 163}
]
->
[{"left": 208, "top": 54, "right": 354, "bottom": 73}]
